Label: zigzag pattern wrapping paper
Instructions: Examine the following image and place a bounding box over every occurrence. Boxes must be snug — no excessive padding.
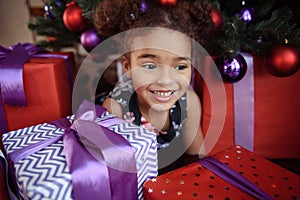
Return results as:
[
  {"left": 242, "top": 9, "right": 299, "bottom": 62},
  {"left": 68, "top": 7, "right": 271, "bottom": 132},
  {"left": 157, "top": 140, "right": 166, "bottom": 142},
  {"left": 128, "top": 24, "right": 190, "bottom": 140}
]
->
[{"left": 2, "top": 112, "right": 158, "bottom": 200}]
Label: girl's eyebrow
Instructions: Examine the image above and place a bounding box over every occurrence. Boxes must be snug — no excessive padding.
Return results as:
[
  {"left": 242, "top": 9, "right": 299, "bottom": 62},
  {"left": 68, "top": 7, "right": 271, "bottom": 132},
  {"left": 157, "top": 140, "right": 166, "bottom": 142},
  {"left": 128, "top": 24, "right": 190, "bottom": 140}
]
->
[
  {"left": 136, "top": 53, "right": 157, "bottom": 59},
  {"left": 177, "top": 56, "right": 192, "bottom": 62},
  {"left": 137, "top": 54, "right": 191, "bottom": 62}
]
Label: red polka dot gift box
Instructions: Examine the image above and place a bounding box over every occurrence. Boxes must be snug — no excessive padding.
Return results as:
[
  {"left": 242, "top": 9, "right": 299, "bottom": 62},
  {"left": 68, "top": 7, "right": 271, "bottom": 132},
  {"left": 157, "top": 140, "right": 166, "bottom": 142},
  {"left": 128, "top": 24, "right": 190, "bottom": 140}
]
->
[{"left": 143, "top": 146, "right": 300, "bottom": 200}]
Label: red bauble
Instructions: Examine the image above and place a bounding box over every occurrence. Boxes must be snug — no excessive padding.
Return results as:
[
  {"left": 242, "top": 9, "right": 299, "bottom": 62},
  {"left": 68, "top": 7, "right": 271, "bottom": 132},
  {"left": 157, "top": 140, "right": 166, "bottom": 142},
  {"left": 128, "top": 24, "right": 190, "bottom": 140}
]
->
[
  {"left": 265, "top": 45, "right": 299, "bottom": 77},
  {"left": 159, "top": 0, "right": 177, "bottom": 6},
  {"left": 63, "top": 2, "right": 87, "bottom": 32},
  {"left": 210, "top": 7, "right": 224, "bottom": 32}
]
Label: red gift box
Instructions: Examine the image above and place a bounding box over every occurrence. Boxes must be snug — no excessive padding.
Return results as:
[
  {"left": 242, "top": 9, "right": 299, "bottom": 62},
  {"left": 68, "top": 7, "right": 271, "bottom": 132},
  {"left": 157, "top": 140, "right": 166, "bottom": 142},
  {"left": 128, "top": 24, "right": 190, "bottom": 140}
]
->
[
  {"left": 143, "top": 145, "right": 300, "bottom": 200},
  {"left": 195, "top": 54, "right": 300, "bottom": 158},
  {"left": 1, "top": 52, "right": 74, "bottom": 143}
]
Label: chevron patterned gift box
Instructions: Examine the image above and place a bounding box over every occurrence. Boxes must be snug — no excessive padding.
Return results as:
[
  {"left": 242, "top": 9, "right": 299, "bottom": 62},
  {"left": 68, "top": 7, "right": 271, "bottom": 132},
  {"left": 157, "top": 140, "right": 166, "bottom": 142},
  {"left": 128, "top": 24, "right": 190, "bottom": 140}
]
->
[{"left": 2, "top": 101, "right": 158, "bottom": 200}]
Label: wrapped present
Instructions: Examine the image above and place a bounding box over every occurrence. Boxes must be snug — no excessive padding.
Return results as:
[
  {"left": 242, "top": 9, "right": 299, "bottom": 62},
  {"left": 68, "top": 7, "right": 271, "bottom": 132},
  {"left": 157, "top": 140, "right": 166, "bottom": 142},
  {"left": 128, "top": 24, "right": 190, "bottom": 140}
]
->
[
  {"left": 0, "top": 43, "right": 74, "bottom": 142},
  {"left": 2, "top": 100, "right": 157, "bottom": 200},
  {"left": 194, "top": 52, "right": 300, "bottom": 158},
  {"left": 143, "top": 145, "right": 300, "bottom": 200}
]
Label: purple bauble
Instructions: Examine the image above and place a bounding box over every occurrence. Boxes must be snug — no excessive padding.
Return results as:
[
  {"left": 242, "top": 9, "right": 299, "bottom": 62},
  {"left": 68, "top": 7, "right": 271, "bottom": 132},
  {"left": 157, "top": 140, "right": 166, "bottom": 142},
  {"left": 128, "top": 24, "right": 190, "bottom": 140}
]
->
[
  {"left": 44, "top": 3, "right": 55, "bottom": 19},
  {"left": 240, "top": 8, "right": 253, "bottom": 23},
  {"left": 80, "top": 29, "right": 101, "bottom": 52},
  {"left": 140, "top": 0, "right": 148, "bottom": 12},
  {"left": 216, "top": 54, "right": 247, "bottom": 83}
]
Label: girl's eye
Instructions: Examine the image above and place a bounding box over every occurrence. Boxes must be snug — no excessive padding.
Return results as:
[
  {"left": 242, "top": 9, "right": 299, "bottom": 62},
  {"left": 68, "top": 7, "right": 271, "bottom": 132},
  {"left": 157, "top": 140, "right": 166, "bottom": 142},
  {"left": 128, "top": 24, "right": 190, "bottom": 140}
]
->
[
  {"left": 142, "top": 63, "right": 157, "bottom": 69},
  {"left": 175, "top": 64, "right": 188, "bottom": 70}
]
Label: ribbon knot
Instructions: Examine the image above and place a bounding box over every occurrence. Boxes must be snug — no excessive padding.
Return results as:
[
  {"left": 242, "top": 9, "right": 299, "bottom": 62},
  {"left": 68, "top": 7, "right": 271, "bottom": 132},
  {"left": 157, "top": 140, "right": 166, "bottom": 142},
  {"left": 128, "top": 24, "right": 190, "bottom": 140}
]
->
[{"left": 0, "top": 43, "right": 44, "bottom": 60}]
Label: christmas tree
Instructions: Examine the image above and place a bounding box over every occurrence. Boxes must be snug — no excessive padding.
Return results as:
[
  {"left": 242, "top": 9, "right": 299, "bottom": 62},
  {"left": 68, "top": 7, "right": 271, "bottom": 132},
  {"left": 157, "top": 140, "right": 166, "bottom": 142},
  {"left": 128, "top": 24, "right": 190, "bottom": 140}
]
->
[{"left": 28, "top": 0, "right": 300, "bottom": 79}]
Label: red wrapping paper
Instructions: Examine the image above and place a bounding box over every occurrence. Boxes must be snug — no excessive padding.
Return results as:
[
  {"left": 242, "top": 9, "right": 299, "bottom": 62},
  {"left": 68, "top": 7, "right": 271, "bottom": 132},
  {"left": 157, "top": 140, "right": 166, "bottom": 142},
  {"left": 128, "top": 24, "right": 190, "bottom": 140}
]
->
[
  {"left": 143, "top": 146, "right": 300, "bottom": 199},
  {"left": 2, "top": 52, "right": 74, "bottom": 134},
  {"left": 197, "top": 55, "right": 300, "bottom": 158}
]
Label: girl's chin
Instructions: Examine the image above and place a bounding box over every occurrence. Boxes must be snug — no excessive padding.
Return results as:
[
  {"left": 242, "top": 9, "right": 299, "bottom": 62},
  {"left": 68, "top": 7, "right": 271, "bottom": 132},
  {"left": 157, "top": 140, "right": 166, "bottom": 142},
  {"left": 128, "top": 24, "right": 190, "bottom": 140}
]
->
[{"left": 149, "top": 104, "right": 172, "bottom": 112}]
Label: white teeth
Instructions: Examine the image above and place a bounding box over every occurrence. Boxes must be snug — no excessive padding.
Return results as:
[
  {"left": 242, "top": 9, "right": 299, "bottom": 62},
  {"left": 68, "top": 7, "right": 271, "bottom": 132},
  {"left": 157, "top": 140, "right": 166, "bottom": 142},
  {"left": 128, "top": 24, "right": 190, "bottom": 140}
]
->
[{"left": 154, "top": 91, "right": 172, "bottom": 97}]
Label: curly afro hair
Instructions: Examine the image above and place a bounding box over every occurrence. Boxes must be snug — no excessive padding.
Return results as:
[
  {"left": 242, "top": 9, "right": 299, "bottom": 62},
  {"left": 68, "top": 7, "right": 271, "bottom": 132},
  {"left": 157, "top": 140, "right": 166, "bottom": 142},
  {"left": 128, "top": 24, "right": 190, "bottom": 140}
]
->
[{"left": 93, "top": 0, "right": 215, "bottom": 47}]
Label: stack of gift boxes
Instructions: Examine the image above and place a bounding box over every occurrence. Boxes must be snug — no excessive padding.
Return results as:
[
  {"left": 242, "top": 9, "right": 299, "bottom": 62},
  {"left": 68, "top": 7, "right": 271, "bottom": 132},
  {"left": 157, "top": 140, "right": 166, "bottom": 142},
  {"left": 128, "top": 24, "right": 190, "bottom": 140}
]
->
[
  {"left": 0, "top": 43, "right": 159, "bottom": 199},
  {"left": 0, "top": 43, "right": 75, "bottom": 199},
  {"left": 1, "top": 45, "right": 300, "bottom": 200}
]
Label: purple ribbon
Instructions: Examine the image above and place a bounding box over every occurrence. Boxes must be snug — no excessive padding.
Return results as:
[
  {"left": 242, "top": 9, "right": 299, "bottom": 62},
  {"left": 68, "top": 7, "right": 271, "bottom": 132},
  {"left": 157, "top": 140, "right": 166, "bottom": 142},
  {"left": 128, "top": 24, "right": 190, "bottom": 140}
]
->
[
  {"left": 8, "top": 100, "right": 138, "bottom": 200},
  {"left": 233, "top": 52, "right": 255, "bottom": 151},
  {"left": 0, "top": 86, "right": 8, "bottom": 134},
  {"left": 0, "top": 43, "right": 73, "bottom": 135},
  {"left": 199, "top": 156, "right": 273, "bottom": 200},
  {"left": 0, "top": 43, "right": 43, "bottom": 106}
]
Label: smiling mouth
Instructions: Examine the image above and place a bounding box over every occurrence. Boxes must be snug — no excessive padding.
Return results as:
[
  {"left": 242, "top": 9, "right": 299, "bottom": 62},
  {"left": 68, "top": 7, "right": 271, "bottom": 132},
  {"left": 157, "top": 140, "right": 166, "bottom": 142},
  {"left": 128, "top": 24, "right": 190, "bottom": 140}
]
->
[{"left": 151, "top": 90, "right": 175, "bottom": 97}]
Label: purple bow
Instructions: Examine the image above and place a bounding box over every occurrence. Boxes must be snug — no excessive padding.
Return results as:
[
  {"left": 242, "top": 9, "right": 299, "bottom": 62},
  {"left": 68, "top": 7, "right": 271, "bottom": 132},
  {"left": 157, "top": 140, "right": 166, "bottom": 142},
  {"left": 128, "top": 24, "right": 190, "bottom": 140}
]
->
[{"left": 8, "top": 100, "right": 138, "bottom": 200}]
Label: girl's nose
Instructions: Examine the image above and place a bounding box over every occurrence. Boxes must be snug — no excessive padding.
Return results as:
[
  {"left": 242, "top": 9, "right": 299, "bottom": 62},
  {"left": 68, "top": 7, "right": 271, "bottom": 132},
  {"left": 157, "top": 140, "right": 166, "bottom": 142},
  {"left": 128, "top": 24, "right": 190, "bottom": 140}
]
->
[{"left": 155, "top": 66, "right": 175, "bottom": 85}]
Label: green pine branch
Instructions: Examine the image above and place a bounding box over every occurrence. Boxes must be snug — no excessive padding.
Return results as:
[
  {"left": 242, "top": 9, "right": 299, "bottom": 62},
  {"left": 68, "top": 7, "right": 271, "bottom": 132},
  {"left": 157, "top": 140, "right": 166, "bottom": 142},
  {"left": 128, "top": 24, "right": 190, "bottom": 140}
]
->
[
  {"left": 76, "top": 0, "right": 102, "bottom": 21},
  {"left": 27, "top": 0, "right": 300, "bottom": 55}
]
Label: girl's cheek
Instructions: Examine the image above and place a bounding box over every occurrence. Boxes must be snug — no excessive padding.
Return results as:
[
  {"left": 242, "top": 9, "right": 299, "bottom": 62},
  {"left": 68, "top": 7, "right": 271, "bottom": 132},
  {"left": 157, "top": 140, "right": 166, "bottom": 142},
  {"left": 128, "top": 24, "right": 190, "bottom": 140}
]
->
[
  {"left": 131, "top": 75, "right": 154, "bottom": 89},
  {"left": 177, "top": 73, "right": 191, "bottom": 85}
]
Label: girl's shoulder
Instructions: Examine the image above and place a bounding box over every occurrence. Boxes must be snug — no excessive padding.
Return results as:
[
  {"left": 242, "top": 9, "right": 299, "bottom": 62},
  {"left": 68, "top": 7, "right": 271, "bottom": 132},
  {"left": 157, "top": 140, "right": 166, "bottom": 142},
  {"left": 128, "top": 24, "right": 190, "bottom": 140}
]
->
[
  {"left": 102, "top": 97, "right": 123, "bottom": 119},
  {"left": 103, "top": 79, "right": 135, "bottom": 118},
  {"left": 110, "top": 79, "right": 134, "bottom": 98},
  {"left": 109, "top": 79, "right": 134, "bottom": 108}
]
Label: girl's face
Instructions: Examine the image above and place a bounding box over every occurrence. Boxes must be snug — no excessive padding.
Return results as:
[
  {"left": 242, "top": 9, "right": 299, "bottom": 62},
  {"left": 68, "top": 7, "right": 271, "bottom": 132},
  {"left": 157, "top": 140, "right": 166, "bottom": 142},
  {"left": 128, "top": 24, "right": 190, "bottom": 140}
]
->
[{"left": 123, "top": 29, "right": 192, "bottom": 112}]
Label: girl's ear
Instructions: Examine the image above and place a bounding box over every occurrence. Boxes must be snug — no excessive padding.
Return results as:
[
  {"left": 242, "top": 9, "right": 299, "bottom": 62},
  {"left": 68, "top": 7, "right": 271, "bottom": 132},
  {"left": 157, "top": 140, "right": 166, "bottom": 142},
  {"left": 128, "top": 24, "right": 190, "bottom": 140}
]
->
[{"left": 122, "top": 55, "right": 131, "bottom": 78}]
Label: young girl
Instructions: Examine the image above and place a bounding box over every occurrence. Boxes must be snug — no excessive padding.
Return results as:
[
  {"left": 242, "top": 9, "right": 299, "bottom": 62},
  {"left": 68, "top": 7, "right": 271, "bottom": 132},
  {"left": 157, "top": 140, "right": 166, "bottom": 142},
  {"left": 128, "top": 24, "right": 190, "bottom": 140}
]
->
[{"left": 94, "top": 0, "right": 215, "bottom": 173}]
